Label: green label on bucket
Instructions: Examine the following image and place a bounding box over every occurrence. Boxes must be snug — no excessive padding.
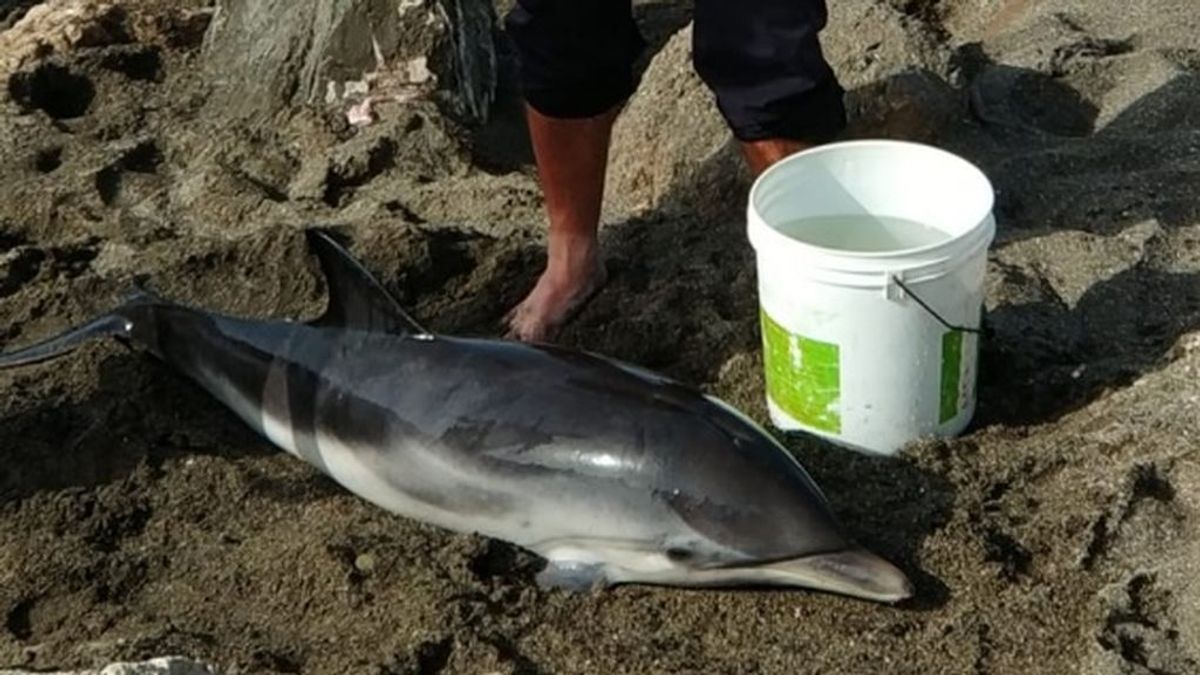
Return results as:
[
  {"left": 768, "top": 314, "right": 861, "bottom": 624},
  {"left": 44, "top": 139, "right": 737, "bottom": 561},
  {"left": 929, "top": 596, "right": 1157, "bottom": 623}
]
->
[
  {"left": 940, "top": 330, "right": 963, "bottom": 424},
  {"left": 760, "top": 310, "right": 841, "bottom": 433}
]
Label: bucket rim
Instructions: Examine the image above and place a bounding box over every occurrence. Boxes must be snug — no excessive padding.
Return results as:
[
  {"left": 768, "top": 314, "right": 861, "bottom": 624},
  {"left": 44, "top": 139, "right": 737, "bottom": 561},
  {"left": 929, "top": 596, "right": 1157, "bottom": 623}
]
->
[{"left": 747, "top": 139, "right": 996, "bottom": 264}]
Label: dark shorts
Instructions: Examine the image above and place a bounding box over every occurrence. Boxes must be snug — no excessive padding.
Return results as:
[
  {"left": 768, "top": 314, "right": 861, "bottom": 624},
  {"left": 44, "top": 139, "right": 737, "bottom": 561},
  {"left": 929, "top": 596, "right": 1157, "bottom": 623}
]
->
[{"left": 503, "top": 0, "right": 846, "bottom": 142}]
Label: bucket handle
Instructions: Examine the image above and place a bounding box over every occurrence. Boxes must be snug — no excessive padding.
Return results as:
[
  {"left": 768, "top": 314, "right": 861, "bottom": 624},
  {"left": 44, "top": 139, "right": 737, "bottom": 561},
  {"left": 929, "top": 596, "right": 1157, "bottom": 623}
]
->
[{"left": 889, "top": 275, "right": 990, "bottom": 336}]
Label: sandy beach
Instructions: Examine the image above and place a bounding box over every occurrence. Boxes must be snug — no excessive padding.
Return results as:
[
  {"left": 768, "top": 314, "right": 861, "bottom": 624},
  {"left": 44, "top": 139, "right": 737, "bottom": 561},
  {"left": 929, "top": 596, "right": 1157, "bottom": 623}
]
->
[{"left": 1, "top": 0, "right": 1198, "bottom": 672}]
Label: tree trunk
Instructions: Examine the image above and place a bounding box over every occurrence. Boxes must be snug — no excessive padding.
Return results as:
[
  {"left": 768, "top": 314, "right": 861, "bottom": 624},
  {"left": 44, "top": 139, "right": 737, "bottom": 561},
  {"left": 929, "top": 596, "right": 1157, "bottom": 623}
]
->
[{"left": 200, "top": 0, "right": 496, "bottom": 125}]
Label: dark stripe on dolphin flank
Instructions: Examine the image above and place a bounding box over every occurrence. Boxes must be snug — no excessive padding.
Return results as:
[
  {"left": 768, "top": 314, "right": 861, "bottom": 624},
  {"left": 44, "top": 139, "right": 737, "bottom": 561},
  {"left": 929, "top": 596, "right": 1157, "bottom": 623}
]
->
[
  {"left": 314, "top": 375, "right": 513, "bottom": 516},
  {"left": 286, "top": 353, "right": 328, "bottom": 473},
  {"left": 259, "top": 329, "right": 337, "bottom": 475},
  {"left": 151, "top": 307, "right": 281, "bottom": 422}
]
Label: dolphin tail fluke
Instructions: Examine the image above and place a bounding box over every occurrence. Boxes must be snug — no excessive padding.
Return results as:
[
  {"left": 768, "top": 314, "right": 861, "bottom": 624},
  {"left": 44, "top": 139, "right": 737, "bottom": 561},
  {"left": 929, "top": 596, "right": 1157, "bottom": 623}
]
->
[{"left": 0, "top": 292, "right": 162, "bottom": 369}]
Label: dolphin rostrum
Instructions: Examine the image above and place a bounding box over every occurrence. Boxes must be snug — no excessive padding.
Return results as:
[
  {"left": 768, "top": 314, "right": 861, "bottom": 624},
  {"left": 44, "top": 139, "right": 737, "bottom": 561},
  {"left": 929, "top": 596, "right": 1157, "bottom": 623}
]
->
[{"left": 0, "top": 229, "right": 913, "bottom": 602}]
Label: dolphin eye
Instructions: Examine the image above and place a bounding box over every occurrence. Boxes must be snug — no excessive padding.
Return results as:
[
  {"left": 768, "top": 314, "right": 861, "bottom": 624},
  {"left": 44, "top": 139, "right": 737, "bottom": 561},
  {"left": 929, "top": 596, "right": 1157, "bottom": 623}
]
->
[{"left": 666, "top": 547, "right": 694, "bottom": 562}]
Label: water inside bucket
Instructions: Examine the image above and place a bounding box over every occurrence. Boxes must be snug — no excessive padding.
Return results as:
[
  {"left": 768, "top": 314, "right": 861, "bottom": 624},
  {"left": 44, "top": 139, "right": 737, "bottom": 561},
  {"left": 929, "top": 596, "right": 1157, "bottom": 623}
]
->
[{"left": 774, "top": 214, "right": 950, "bottom": 253}]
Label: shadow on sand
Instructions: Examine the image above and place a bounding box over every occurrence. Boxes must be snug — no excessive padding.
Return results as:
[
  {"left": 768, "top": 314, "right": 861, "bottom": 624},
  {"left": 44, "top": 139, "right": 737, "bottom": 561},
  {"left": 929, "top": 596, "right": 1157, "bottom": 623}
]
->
[
  {"left": 0, "top": 348, "right": 338, "bottom": 506},
  {"left": 955, "top": 52, "right": 1200, "bottom": 427}
]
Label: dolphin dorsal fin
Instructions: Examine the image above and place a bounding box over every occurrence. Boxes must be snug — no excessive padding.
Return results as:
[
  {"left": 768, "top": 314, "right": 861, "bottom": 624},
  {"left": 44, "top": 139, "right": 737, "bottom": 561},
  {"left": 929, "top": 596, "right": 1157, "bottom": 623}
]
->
[{"left": 304, "top": 228, "right": 430, "bottom": 336}]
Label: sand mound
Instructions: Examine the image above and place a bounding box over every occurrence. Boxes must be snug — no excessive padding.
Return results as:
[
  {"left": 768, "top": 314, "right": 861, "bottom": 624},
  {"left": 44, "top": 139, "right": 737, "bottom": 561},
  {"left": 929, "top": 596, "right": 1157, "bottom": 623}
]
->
[{"left": 1, "top": 0, "right": 1198, "bottom": 673}]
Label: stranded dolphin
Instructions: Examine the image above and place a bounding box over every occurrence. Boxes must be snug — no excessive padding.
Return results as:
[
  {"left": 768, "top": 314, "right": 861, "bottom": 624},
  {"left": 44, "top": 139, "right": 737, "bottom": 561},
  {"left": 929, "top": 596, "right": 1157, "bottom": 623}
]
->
[{"left": 0, "top": 229, "right": 913, "bottom": 603}]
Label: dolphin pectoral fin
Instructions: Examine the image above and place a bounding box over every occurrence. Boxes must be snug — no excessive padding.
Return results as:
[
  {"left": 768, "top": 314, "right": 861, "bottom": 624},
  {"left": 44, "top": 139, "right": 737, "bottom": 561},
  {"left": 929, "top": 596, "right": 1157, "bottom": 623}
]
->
[
  {"left": 535, "top": 561, "right": 608, "bottom": 592},
  {"left": 304, "top": 228, "right": 430, "bottom": 337}
]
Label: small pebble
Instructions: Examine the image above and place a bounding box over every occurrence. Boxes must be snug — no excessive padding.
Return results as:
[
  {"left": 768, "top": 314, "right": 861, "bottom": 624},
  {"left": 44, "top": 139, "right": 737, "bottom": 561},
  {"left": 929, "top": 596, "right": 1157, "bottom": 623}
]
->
[{"left": 354, "top": 553, "right": 377, "bottom": 572}]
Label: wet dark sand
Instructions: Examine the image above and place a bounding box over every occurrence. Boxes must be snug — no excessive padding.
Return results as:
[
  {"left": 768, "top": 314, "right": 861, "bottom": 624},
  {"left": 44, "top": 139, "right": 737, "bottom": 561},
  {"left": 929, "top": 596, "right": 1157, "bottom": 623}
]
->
[{"left": 1, "top": 0, "right": 1198, "bottom": 673}]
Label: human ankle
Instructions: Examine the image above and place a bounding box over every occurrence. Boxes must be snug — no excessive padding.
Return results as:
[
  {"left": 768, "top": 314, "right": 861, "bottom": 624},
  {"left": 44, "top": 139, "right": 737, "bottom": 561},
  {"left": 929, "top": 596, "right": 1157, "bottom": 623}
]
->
[
  {"left": 546, "top": 232, "right": 600, "bottom": 276},
  {"left": 740, "top": 138, "right": 814, "bottom": 176}
]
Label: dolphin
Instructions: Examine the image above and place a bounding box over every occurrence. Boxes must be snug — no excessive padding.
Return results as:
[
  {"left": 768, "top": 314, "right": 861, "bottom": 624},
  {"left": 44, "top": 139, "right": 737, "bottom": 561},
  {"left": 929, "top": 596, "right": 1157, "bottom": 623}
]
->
[{"left": 0, "top": 229, "right": 913, "bottom": 603}]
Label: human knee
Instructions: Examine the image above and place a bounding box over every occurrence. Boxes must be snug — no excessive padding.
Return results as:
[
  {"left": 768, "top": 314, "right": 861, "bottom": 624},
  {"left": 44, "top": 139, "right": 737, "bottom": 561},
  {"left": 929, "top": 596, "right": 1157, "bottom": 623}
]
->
[
  {"left": 504, "top": 0, "right": 645, "bottom": 118},
  {"left": 692, "top": 0, "right": 846, "bottom": 142}
]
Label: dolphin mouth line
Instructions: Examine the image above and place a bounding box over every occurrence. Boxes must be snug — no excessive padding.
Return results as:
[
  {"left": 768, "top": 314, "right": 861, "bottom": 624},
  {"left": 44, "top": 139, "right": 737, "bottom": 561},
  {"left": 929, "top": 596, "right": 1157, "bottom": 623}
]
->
[{"left": 705, "top": 547, "right": 851, "bottom": 570}]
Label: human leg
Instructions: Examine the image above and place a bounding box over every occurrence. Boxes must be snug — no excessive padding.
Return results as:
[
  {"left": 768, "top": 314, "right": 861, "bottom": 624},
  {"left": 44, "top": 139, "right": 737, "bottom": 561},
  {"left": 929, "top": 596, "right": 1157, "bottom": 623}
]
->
[
  {"left": 503, "top": 103, "right": 618, "bottom": 342},
  {"left": 502, "top": 0, "right": 644, "bottom": 342},
  {"left": 692, "top": 0, "right": 847, "bottom": 175}
]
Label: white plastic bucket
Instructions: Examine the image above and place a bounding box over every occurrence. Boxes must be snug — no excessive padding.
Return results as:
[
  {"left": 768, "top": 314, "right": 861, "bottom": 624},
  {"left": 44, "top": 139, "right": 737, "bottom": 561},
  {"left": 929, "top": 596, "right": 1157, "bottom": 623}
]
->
[{"left": 746, "top": 140, "right": 995, "bottom": 456}]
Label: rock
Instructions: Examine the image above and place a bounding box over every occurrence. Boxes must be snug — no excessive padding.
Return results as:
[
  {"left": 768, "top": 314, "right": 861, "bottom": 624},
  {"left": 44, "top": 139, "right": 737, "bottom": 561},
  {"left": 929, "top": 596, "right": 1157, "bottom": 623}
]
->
[
  {"left": 354, "top": 552, "right": 377, "bottom": 572},
  {"left": 200, "top": 0, "right": 497, "bottom": 125}
]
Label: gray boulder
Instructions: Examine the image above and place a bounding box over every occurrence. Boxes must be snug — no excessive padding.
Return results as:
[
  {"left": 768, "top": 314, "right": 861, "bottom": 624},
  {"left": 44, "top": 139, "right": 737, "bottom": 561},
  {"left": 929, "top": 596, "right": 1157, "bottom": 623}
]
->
[{"left": 200, "top": 0, "right": 496, "bottom": 125}]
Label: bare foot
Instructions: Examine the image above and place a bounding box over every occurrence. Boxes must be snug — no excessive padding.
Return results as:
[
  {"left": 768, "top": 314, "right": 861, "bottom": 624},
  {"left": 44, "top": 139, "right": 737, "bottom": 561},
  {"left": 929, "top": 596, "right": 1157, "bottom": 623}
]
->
[
  {"left": 505, "top": 239, "right": 608, "bottom": 343},
  {"left": 506, "top": 103, "right": 620, "bottom": 342}
]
